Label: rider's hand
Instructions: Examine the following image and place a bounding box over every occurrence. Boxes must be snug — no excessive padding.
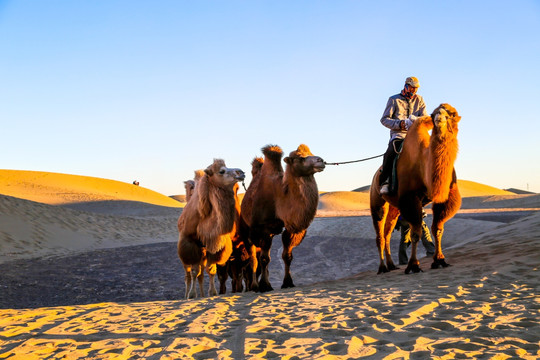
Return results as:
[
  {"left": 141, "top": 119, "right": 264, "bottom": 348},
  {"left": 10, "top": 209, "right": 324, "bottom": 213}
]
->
[{"left": 404, "top": 119, "right": 414, "bottom": 130}]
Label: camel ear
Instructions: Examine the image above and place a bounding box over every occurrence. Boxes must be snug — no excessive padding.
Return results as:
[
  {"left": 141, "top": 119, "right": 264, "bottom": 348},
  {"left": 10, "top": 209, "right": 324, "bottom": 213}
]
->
[
  {"left": 284, "top": 156, "right": 291, "bottom": 164},
  {"left": 204, "top": 166, "right": 213, "bottom": 176}
]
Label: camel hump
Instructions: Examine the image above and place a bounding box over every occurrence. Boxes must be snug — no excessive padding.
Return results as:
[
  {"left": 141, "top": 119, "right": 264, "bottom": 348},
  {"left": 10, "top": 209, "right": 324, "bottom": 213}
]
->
[
  {"left": 251, "top": 157, "right": 264, "bottom": 177},
  {"left": 261, "top": 145, "right": 284, "bottom": 171},
  {"left": 262, "top": 145, "right": 283, "bottom": 161},
  {"left": 440, "top": 103, "right": 459, "bottom": 115},
  {"left": 194, "top": 169, "right": 205, "bottom": 182},
  {"left": 290, "top": 144, "right": 314, "bottom": 157},
  {"left": 410, "top": 115, "right": 434, "bottom": 132}
]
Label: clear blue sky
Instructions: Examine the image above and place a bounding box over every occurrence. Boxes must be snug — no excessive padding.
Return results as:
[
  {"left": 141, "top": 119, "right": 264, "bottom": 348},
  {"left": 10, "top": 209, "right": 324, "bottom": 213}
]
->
[{"left": 1, "top": 1, "right": 539, "bottom": 195}]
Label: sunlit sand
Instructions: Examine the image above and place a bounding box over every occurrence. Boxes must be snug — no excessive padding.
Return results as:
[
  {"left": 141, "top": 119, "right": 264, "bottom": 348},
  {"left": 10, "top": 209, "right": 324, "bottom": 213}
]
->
[{"left": 0, "top": 170, "right": 538, "bottom": 358}]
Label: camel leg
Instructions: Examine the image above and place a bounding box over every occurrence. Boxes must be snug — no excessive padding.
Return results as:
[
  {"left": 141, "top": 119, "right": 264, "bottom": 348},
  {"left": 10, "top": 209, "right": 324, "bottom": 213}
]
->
[
  {"left": 197, "top": 265, "right": 205, "bottom": 297},
  {"left": 383, "top": 206, "right": 400, "bottom": 271},
  {"left": 405, "top": 230, "right": 423, "bottom": 274},
  {"left": 431, "top": 172, "right": 461, "bottom": 269},
  {"left": 246, "top": 243, "right": 259, "bottom": 292},
  {"left": 399, "top": 192, "right": 424, "bottom": 274},
  {"left": 183, "top": 265, "right": 193, "bottom": 299},
  {"left": 206, "top": 263, "right": 218, "bottom": 296},
  {"left": 281, "top": 229, "right": 306, "bottom": 289},
  {"left": 217, "top": 264, "right": 228, "bottom": 295},
  {"left": 231, "top": 264, "right": 243, "bottom": 293},
  {"left": 257, "top": 234, "right": 274, "bottom": 293},
  {"left": 228, "top": 258, "right": 241, "bottom": 293},
  {"left": 188, "top": 265, "right": 203, "bottom": 299},
  {"left": 371, "top": 168, "right": 399, "bottom": 274},
  {"left": 371, "top": 200, "right": 391, "bottom": 274}
]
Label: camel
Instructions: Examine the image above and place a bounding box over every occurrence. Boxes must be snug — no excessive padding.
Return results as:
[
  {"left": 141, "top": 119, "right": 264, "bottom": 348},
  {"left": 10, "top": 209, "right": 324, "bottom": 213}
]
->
[
  {"left": 177, "top": 159, "right": 245, "bottom": 299},
  {"left": 240, "top": 144, "right": 325, "bottom": 292},
  {"left": 370, "top": 103, "right": 462, "bottom": 274},
  {"left": 217, "top": 157, "right": 265, "bottom": 294},
  {"left": 184, "top": 180, "right": 195, "bottom": 202},
  {"left": 184, "top": 170, "right": 204, "bottom": 203},
  {"left": 215, "top": 180, "right": 252, "bottom": 295}
]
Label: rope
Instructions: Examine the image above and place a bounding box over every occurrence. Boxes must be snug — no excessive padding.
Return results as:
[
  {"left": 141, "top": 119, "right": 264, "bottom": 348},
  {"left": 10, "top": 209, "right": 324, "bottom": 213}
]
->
[{"left": 324, "top": 153, "right": 384, "bottom": 166}]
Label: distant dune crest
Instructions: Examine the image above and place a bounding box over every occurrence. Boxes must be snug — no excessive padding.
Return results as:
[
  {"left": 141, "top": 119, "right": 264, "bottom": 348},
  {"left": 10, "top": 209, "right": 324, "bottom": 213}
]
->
[
  {"left": 0, "top": 170, "right": 534, "bottom": 214},
  {"left": 0, "top": 170, "right": 181, "bottom": 208}
]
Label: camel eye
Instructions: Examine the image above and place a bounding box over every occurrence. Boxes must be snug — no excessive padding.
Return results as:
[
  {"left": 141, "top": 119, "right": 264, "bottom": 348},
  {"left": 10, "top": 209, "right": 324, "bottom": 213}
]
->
[{"left": 219, "top": 169, "right": 226, "bottom": 175}]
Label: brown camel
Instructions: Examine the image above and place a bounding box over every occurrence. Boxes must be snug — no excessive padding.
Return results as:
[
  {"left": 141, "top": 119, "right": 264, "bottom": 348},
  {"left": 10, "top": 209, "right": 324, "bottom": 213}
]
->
[
  {"left": 183, "top": 180, "right": 195, "bottom": 202},
  {"left": 177, "top": 159, "right": 245, "bottom": 298},
  {"left": 184, "top": 170, "right": 204, "bottom": 203},
  {"left": 240, "top": 144, "right": 325, "bottom": 292},
  {"left": 216, "top": 181, "right": 252, "bottom": 294},
  {"left": 370, "top": 103, "right": 462, "bottom": 274},
  {"left": 217, "top": 157, "right": 265, "bottom": 294}
]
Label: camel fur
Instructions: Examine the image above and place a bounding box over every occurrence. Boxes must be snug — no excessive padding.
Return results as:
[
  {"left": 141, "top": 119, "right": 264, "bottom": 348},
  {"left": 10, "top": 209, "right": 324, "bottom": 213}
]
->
[
  {"left": 240, "top": 144, "right": 325, "bottom": 292},
  {"left": 177, "top": 159, "right": 245, "bottom": 299},
  {"left": 370, "top": 103, "right": 462, "bottom": 274}
]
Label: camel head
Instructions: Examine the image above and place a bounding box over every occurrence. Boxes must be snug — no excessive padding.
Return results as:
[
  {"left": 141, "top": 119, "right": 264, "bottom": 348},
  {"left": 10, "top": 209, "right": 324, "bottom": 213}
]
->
[
  {"left": 431, "top": 103, "right": 460, "bottom": 136},
  {"left": 284, "top": 144, "right": 325, "bottom": 176},
  {"left": 204, "top": 159, "right": 245, "bottom": 188},
  {"left": 184, "top": 180, "right": 195, "bottom": 202}
]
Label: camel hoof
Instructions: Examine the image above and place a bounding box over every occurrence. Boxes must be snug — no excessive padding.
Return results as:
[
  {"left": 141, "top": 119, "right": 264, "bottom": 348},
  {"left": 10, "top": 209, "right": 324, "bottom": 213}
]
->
[
  {"left": 377, "top": 265, "right": 389, "bottom": 274},
  {"left": 258, "top": 282, "right": 274, "bottom": 293},
  {"left": 387, "top": 263, "right": 399, "bottom": 271},
  {"left": 405, "top": 264, "right": 423, "bottom": 274},
  {"left": 431, "top": 259, "right": 451, "bottom": 269},
  {"left": 282, "top": 275, "right": 295, "bottom": 289},
  {"left": 281, "top": 281, "right": 295, "bottom": 289}
]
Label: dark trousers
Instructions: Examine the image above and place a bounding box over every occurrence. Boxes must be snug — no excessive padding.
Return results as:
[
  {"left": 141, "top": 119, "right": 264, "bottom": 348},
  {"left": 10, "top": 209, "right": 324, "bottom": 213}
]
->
[
  {"left": 379, "top": 139, "right": 403, "bottom": 186},
  {"left": 398, "top": 221, "right": 435, "bottom": 265}
]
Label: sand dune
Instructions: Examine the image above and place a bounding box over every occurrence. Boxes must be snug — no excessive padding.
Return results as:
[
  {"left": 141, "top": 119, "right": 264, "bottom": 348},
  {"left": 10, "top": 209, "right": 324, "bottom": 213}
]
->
[
  {"left": 0, "top": 194, "right": 180, "bottom": 264},
  {"left": 0, "top": 170, "right": 539, "bottom": 358},
  {"left": 318, "top": 179, "right": 537, "bottom": 217},
  {"left": 354, "top": 179, "right": 516, "bottom": 196},
  {"left": 0, "top": 170, "right": 182, "bottom": 208}
]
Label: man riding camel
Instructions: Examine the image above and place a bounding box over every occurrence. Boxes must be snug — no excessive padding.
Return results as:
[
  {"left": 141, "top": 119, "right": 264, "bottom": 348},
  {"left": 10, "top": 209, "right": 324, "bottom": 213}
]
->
[{"left": 379, "top": 76, "right": 427, "bottom": 195}]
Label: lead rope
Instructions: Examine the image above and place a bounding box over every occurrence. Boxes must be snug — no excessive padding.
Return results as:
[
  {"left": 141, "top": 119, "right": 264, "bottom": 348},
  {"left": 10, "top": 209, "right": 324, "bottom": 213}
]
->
[{"left": 324, "top": 153, "right": 384, "bottom": 166}]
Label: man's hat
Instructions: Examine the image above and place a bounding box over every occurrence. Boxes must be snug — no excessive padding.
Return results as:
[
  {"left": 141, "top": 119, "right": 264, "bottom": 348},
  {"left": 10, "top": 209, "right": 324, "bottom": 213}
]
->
[{"left": 405, "top": 76, "right": 420, "bottom": 88}]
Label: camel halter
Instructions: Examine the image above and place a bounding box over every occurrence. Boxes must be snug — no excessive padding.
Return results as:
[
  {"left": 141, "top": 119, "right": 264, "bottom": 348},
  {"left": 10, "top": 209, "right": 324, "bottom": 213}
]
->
[{"left": 324, "top": 153, "right": 383, "bottom": 166}]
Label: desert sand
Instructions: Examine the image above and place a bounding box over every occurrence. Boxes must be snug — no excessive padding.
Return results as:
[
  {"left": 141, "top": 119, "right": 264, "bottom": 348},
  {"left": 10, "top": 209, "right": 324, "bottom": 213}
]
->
[{"left": 0, "top": 170, "right": 539, "bottom": 359}]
